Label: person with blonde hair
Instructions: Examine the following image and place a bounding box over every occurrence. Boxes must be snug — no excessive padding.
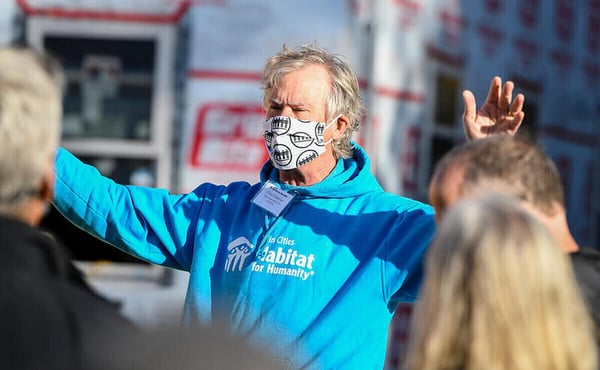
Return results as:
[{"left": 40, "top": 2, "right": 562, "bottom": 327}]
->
[
  {"left": 404, "top": 195, "right": 598, "bottom": 370},
  {"left": 0, "top": 47, "right": 136, "bottom": 370},
  {"left": 428, "top": 135, "right": 600, "bottom": 340}
]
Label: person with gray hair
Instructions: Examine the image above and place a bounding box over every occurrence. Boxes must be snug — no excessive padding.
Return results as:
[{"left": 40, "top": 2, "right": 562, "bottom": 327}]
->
[
  {"left": 0, "top": 48, "right": 61, "bottom": 216},
  {"left": 405, "top": 195, "right": 598, "bottom": 370},
  {"left": 0, "top": 47, "right": 137, "bottom": 370},
  {"left": 51, "top": 43, "right": 524, "bottom": 369}
]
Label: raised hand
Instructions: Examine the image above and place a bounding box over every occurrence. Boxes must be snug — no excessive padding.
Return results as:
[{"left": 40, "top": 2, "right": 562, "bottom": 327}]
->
[{"left": 462, "top": 76, "right": 525, "bottom": 140}]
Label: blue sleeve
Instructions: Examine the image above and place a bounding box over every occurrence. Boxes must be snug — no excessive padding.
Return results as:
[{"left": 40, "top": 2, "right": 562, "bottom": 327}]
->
[
  {"left": 52, "top": 148, "right": 209, "bottom": 271},
  {"left": 383, "top": 204, "right": 435, "bottom": 306}
]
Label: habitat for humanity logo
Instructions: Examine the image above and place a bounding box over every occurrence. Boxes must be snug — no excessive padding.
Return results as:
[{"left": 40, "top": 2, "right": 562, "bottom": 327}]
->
[
  {"left": 223, "top": 235, "right": 315, "bottom": 281},
  {"left": 224, "top": 237, "right": 255, "bottom": 272},
  {"left": 252, "top": 235, "right": 315, "bottom": 281}
]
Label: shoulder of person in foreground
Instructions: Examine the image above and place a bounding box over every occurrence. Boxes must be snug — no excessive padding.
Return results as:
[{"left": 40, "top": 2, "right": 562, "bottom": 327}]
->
[
  {"left": 0, "top": 250, "right": 137, "bottom": 370},
  {"left": 570, "top": 247, "right": 600, "bottom": 325},
  {"left": 89, "top": 323, "right": 286, "bottom": 370}
]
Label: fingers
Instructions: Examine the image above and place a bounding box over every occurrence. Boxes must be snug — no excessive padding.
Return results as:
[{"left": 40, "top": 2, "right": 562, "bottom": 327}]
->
[
  {"left": 462, "top": 76, "right": 525, "bottom": 140},
  {"left": 508, "top": 92, "right": 525, "bottom": 117},
  {"left": 507, "top": 111, "right": 525, "bottom": 134},
  {"left": 462, "top": 90, "right": 476, "bottom": 123},
  {"left": 462, "top": 90, "right": 477, "bottom": 140},
  {"left": 499, "top": 80, "right": 514, "bottom": 112},
  {"left": 485, "top": 76, "right": 502, "bottom": 106}
]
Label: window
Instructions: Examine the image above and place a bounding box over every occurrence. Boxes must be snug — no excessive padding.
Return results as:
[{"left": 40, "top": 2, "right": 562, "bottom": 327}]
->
[
  {"left": 45, "top": 36, "right": 155, "bottom": 141},
  {"left": 28, "top": 18, "right": 176, "bottom": 263},
  {"left": 434, "top": 73, "right": 460, "bottom": 127}
]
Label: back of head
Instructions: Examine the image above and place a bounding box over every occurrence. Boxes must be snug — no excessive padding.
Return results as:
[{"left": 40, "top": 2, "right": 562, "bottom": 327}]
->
[
  {"left": 434, "top": 135, "right": 564, "bottom": 217},
  {"left": 405, "top": 195, "right": 597, "bottom": 370},
  {"left": 261, "top": 44, "right": 364, "bottom": 158},
  {"left": 0, "top": 47, "right": 62, "bottom": 215}
]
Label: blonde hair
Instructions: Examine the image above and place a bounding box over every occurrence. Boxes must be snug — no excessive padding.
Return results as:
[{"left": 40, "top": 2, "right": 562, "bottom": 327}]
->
[
  {"left": 261, "top": 44, "right": 365, "bottom": 159},
  {"left": 404, "top": 195, "right": 598, "bottom": 370},
  {"left": 0, "top": 47, "right": 63, "bottom": 214}
]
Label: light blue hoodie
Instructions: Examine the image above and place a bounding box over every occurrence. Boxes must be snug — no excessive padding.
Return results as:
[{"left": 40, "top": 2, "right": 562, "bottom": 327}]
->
[{"left": 53, "top": 143, "right": 435, "bottom": 369}]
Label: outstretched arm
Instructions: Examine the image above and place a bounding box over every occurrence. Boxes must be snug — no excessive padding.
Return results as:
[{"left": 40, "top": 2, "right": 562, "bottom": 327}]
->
[
  {"left": 53, "top": 148, "right": 194, "bottom": 270},
  {"left": 462, "top": 76, "right": 525, "bottom": 140}
]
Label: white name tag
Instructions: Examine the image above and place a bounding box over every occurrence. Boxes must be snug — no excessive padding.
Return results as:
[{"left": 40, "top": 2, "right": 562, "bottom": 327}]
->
[{"left": 251, "top": 182, "right": 295, "bottom": 216}]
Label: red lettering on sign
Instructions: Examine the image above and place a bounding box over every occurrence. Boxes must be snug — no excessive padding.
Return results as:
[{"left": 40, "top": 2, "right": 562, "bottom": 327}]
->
[{"left": 188, "top": 103, "right": 268, "bottom": 171}]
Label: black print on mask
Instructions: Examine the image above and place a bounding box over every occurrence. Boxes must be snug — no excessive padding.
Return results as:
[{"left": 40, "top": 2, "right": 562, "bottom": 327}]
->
[
  {"left": 264, "top": 131, "right": 273, "bottom": 147},
  {"left": 273, "top": 144, "right": 292, "bottom": 166},
  {"left": 315, "top": 124, "right": 324, "bottom": 138},
  {"left": 297, "top": 150, "right": 318, "bottom": 167},
  {"left": 271, "top": 116, "right": 291, "bottom": 135},
  {"left": 289, "top": 132, "right": 314, "bottom": 148}
]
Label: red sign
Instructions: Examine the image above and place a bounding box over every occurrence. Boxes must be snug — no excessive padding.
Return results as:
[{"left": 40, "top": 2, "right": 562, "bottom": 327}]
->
[{"left": 188, "top": 103, "right": 268, "bottom": 172}]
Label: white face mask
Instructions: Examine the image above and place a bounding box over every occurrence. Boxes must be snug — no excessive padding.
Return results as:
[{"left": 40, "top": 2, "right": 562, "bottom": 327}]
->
[{"left": 263, "top": 115, "right": 339, "bottom": 170}]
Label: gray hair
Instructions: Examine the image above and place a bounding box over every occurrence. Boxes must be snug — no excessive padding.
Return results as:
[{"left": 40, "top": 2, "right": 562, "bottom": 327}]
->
[
  {"left": 261, "top": 44, "right": 365, "bottom": 159},
  {"left": 0, "top": 47, "right": 63, "bottom": 214}
]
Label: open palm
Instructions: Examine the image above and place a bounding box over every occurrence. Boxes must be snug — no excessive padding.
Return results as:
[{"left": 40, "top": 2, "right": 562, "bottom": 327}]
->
[{"left": 462, "top": 76, "right": 525, "bottom": 140}]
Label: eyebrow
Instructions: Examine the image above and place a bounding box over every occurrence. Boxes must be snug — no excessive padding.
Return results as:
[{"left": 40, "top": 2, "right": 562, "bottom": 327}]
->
[{"left": 269, "top": 97, "right": 308, "bottom": 109}]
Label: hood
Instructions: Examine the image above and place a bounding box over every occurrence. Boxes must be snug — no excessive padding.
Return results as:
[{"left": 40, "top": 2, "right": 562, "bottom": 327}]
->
[{"left": 259, "top": 142, "right": 383, "bottom": 198}]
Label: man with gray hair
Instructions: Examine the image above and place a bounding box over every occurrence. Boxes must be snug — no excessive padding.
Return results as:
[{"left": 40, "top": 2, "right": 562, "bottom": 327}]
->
[
  {"left": 0, "top": 47, "right": 136, "bottom": 370},
  {"left": 52, "top": 43, "right": 525, "bottom": 369}
]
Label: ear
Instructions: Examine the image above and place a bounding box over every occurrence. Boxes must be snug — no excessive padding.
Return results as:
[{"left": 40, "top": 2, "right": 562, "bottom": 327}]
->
[
  {"left": 39, "top": 161, "right": 55, "bottom": 202},
  {"left": 332, "top": 115, "right": 349, "bottom": 141}
]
